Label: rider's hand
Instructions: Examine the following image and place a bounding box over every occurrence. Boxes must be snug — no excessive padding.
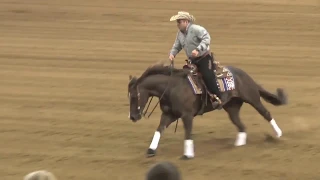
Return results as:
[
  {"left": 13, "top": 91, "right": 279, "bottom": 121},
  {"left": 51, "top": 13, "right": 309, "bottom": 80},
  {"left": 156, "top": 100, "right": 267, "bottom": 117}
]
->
[
  {"left": 191, "top": 49, "right": 199, "bottom": 57},
  {"left": 169, "top": 54, "right": 175, "bottom": 61}
]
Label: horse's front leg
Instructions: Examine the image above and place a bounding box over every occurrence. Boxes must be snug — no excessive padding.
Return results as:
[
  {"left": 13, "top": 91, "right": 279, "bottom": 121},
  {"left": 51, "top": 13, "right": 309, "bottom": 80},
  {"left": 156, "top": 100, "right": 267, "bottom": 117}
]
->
[
  {"left": 146, "top": 113, "right": 176, "bottom": 157},
  {"left": 180, "top": 114, "right": 194, "bottom": 160}
]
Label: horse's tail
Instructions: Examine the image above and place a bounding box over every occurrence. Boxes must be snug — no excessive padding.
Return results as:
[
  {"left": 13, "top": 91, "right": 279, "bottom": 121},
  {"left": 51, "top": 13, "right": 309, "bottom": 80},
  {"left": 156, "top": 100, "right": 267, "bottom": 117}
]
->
[
  {"left": 258, "top": 85, "right": 288, "bottom": 106},
  {"left": 146, "top": 161, "right": 181, "bottom": 180}
]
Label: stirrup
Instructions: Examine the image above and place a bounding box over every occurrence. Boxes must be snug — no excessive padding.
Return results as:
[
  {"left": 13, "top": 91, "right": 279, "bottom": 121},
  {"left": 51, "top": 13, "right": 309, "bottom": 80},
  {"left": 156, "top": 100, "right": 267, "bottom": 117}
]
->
[
  {"left": 212, "top": 94, "right": 222, "bottom": 104},
  {"left": 211, "top": 95, "right": 223, "bottom": 110}
]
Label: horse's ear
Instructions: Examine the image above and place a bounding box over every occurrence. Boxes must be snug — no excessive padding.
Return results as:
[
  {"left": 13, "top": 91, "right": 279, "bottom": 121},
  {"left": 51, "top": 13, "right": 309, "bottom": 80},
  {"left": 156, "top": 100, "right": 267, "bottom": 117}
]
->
[{"left": 129, "top": 75, "right": 133, "bottom": 80}]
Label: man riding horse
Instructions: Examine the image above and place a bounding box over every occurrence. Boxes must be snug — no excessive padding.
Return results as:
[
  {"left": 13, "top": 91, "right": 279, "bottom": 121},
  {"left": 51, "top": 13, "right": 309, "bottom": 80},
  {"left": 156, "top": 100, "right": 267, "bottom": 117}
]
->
[
  {"left": 168, "top": 11, "right": 224, "bottom": 109},
  {"left": 127, "top": 12, "right": 287, "bottom": 159}
]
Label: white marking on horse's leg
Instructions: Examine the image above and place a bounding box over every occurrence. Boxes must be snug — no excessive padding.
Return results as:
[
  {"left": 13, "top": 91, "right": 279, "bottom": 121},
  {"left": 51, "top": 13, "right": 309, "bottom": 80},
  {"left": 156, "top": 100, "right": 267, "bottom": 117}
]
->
[
  {"left": 184, "top": 139, "right": 194, "bottom": 158},
  {"left": 149, "top": 131, "right": 161, "bottom": 150},
  {"left": 234, "top": 132, "right": 247, "bottom": 146},
  {"left": 270, "top": 119, "right": 282, "bottom": 137},
  {"left": 128, "top": 112, "right": 130, "bottom": 119}
]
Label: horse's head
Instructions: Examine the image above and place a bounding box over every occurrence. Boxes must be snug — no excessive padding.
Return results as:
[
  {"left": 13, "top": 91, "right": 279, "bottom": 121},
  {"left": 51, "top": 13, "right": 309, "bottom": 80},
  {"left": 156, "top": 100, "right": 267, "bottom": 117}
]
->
[
  {"left": 127, "top": 75, "right": 150, "bottom": 122},
  {"left": 127, "top": 63, "right": 187, "bottom": 122}
]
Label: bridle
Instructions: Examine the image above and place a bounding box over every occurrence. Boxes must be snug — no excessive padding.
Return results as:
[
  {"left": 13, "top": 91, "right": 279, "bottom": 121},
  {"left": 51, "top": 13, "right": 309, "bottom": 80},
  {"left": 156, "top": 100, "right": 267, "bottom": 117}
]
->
[
  {"left": 128, "top": 84, "right": 142, "bottom": 117},
  {"left": 136, "top": 85, "right": 141, "bottom": 114},
  {"left": 131, "top": 61, "right": 180, "bottom": 133},
  {"left": 130, "top": 70, "right": 169, "bottom": 119}
]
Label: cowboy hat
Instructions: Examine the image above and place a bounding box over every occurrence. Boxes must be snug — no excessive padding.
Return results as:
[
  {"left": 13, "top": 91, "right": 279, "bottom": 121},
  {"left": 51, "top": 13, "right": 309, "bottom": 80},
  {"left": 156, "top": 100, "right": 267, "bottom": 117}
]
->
[{"left": 169, "top": 11, "right": 195, "bottom": 22}]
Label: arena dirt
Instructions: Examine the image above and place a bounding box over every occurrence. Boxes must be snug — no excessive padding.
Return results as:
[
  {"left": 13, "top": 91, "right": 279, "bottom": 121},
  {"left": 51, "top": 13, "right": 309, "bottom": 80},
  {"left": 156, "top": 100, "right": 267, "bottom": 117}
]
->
[{"left": 0, "top": 0, "right": 320, "bottom": 179}]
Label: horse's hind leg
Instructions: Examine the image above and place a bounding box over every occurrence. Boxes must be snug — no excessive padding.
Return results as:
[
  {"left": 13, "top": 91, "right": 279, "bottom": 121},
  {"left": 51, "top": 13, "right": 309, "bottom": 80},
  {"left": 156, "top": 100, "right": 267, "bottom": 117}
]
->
[
  {"left": 223, "top": 98, "right": 247, "bottom": 146},
  {"left": 250, "top": 101, "right": 282, "bottom": 138}
]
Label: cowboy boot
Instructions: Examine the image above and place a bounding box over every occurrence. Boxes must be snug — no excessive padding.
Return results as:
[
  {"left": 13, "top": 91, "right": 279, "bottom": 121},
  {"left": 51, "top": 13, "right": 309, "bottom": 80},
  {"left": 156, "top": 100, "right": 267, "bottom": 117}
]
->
[
  {"left": 212, "top": 95, "right": 223, "bottom": 110},
  {"left": 209, "top": 94, "right": 223, "bottom": 110}
]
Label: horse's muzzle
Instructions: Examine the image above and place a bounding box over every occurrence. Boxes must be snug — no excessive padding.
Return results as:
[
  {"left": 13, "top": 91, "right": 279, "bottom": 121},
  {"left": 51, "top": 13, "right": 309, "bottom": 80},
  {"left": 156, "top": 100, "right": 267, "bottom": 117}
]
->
[{"left": 130, "top": 114, "right": 142, "bottom": 122}]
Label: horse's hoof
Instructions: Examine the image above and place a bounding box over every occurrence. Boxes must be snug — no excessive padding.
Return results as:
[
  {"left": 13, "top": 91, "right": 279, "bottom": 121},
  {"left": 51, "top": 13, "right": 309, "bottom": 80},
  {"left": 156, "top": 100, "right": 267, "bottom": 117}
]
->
[
  {"left": 146, "top": 148, "right": 156, "bottom": 157},
  {"left": 179, "top": 155, "right": 193, "bottom": 160}
]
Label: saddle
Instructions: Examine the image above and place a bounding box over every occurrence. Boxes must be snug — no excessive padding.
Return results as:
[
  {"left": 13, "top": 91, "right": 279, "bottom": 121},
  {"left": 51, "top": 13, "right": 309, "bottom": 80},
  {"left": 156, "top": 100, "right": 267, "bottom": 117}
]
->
[
  {"left": 182, "top": 52, "right": 231, "bottom": 114},
  {"left": 183, "top": 53, "right": 230, "bottom": 79}
]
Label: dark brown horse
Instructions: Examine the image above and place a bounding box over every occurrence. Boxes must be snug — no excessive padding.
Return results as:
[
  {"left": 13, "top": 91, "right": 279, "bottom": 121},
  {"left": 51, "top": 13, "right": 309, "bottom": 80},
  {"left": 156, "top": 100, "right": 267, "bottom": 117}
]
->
[{"left": 127, "top": 61, "right": 287, "bottom": 160}]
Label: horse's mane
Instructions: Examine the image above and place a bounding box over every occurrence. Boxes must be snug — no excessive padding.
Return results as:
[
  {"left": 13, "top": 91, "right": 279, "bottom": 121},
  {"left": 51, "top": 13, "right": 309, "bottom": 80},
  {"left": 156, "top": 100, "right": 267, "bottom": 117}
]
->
[{"left": 136, "top": 63, "right": 188, "bottom": 84}]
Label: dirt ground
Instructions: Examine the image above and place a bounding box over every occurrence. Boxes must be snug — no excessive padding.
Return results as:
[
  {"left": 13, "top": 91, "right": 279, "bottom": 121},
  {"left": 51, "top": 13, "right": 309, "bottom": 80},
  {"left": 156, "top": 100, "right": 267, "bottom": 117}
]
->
[{"left": 0, "top": 0, "right": 320, "bottom": 180}]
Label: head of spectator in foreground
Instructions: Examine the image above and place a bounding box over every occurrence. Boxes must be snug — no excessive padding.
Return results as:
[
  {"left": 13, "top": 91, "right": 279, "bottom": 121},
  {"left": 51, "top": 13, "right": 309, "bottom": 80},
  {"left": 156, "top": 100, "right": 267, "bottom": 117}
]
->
[{"left": 146, "top": 161, "right": 182, "bottom": 180}]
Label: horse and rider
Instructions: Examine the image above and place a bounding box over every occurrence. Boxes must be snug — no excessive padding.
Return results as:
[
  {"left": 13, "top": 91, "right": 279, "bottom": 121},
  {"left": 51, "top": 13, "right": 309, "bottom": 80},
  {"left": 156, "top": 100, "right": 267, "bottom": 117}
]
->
[{"left": 127, "top": 11, "right": 288, "bottom": 160}]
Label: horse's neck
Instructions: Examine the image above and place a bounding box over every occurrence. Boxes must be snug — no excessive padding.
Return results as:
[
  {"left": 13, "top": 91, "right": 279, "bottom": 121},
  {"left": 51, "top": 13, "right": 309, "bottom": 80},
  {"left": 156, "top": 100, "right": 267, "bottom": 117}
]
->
[{"left": 141, "top": 75, "right": 172, "bottom": 97}]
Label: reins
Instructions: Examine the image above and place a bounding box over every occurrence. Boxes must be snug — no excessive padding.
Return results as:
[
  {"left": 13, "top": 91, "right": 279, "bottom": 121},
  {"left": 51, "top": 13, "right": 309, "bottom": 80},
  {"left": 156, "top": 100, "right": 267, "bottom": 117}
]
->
[
  {"left": 142, "top": 55, "right": 208, "bottom": 133},
  {"left": 142, "top": 61, "right": 179, "bottom": 133}
]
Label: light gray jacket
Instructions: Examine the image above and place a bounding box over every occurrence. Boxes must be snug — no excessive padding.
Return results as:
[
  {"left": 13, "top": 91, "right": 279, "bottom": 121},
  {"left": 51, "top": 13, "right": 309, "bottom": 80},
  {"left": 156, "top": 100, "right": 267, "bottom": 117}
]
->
[{"left": 169, "top": 23, "right": 211, "bottom": 59}]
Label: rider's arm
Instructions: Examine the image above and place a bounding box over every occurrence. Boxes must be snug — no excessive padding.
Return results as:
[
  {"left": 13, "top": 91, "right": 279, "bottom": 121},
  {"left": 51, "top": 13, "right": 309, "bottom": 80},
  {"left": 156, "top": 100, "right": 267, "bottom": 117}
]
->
[
  {"left": 195, "top": 25, "right": 211, "bottom": 53},
  {"left": 169, "top": 31, "right": 182, "bottom": 57}
]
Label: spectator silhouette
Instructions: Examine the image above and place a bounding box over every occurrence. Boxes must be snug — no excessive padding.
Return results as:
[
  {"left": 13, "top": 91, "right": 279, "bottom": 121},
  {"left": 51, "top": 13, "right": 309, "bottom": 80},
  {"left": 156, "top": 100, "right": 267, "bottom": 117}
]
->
[
  {"left": 23, "top": 170, "right": 57, "bottom": 180},
  {"left": 146, "top": 161, "right": 182, "bottom": 180}
]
